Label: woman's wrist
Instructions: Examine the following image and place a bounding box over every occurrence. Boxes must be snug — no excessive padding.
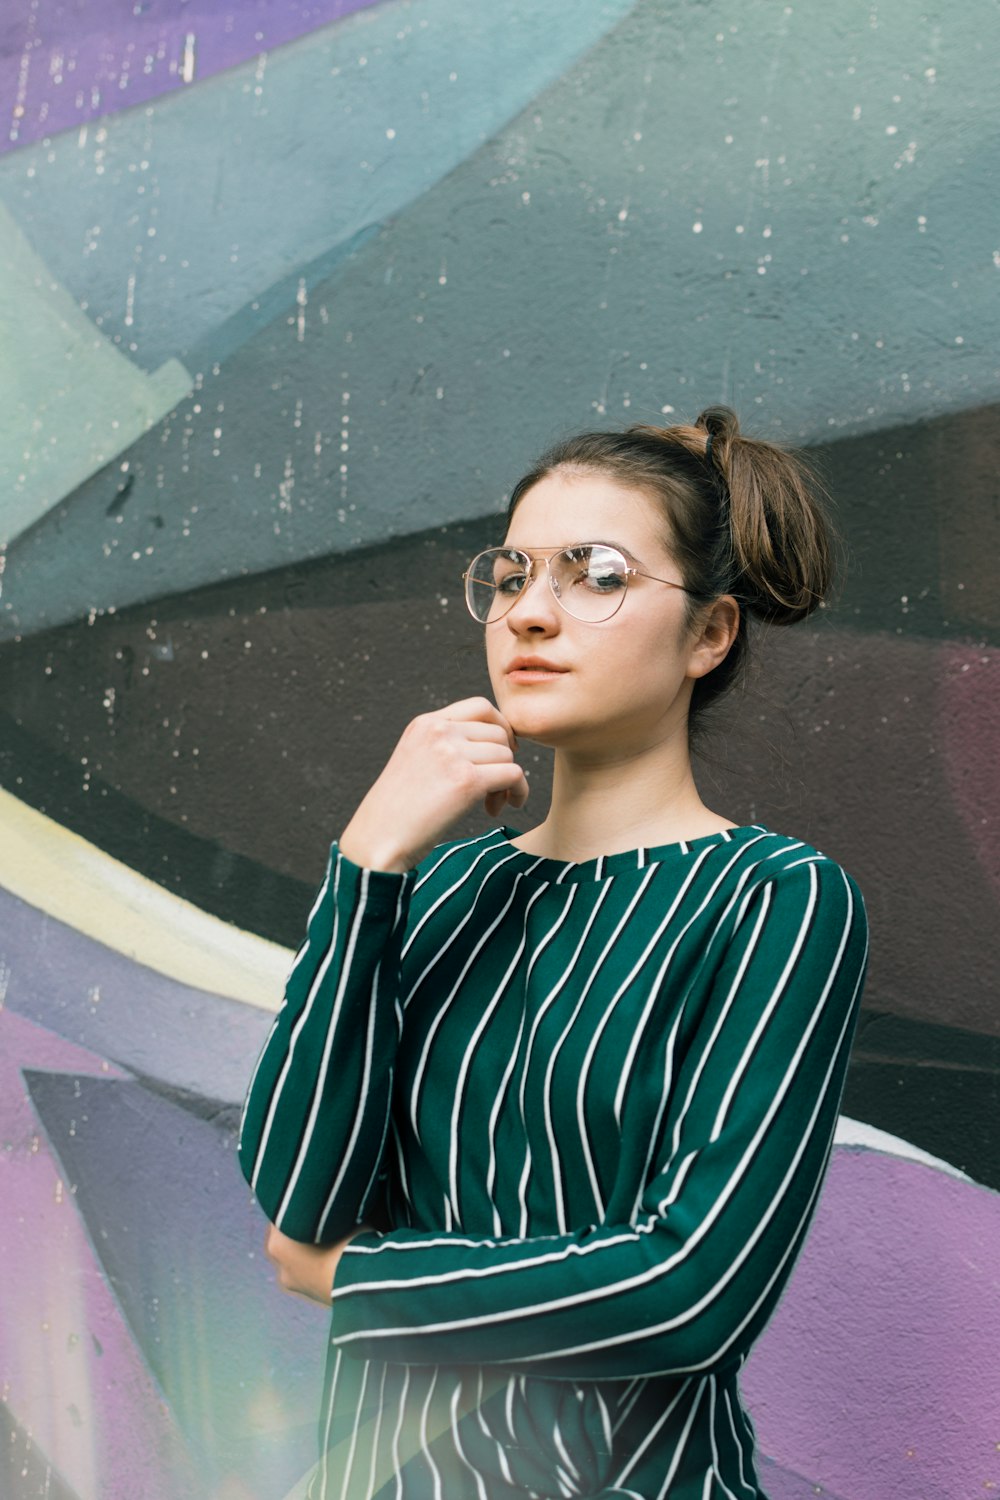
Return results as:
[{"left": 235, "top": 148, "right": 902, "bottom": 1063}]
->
[
  {"left": 338, "top": 832, "right": 414, "bottom": 875},
  {"left": 338, "top": 812, "right": 416, "bottom": 874},
  {"left": 265, "top": 1225, "right": 368, "bottom": 1304}
]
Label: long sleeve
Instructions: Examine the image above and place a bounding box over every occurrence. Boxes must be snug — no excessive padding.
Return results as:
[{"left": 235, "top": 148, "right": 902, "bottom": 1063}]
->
[
  {"left": 329, "top": 857, "right": 868, "bottom": 1379},
  {"left": 238, "top": 844, "right": 414, "bottom": 1243}
]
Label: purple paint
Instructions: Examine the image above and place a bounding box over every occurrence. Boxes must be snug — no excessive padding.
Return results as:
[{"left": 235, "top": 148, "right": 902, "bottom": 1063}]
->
[
  {"left": 0, "top": 885, "right": 273, "bottom": 1105},
  {"left": 27, "top": 1068, "right": 324, "bottom": 1494},
  {"left": 756, "top": 1455, "right": 851, "bottom": 1500},
  {"left": 2, "top": 0, "right": 387, "bottom": 154},
  {"left": 744, "top": 1145, "right": 1000, "bottom": 1498},
  {"left": 0, "top": 1009, "right": 201, "bottom": 1498}
]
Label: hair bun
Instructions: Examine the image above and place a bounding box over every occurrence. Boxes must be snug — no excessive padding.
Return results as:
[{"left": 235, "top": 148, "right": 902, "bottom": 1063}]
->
[
  {"left": 696, "top": 406, "right": 741, "bottom": 446},
  {"left": 691, "top": 407, "right": 833, "bottom": 625}
]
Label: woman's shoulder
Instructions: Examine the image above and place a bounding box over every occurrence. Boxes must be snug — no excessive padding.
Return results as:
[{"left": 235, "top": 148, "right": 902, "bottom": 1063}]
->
[
  {"left": 737, "top": 826, "right": 868, "bottom": 923},
  {"left": 413, "top": 826, "right": 509, "bottom": 880},
  {"left": 743, "top": 825, "right": 858, "bottom": 873}
]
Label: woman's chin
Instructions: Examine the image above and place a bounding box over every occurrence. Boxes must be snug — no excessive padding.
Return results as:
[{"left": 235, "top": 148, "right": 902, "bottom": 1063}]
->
[
  {"left": 496, "top": 688, "right": 593, "bottom": 748},
  {"left": 504, "top": 710, "right": 576, "bottom": 749}
]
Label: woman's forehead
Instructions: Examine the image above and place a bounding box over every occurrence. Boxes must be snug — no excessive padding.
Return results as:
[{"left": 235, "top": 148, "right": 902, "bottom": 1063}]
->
[{"left": 505, "top": 469, "right": 670, "bottom": 552}]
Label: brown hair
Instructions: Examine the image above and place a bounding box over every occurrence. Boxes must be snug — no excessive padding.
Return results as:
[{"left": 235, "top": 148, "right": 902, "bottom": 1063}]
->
[{"left": 505, "top": 405, "right": 837, "bottom": 735}]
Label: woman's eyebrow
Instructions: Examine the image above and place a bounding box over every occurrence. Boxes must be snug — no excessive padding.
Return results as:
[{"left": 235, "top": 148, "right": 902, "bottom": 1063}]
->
[
  {"left": 503, "top": 539, "right": 644, "bottom": 564},
  {"left": 589, "top": 538, "right": 641, "bottom": 563}
]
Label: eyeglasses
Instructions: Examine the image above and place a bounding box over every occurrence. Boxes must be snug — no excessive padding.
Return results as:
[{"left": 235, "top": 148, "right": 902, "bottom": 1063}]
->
[{"left": 463, "top": 543, "right": 693, "bottom": 625}]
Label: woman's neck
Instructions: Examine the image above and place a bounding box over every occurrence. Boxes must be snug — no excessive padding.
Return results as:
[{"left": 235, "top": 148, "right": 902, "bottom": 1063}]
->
[{"left": 513, "top": 735, "right": 736, "bottom": 862}]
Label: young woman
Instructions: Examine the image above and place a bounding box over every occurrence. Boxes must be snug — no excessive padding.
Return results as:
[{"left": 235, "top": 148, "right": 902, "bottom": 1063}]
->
[{"left": 239, "top": 406, "right": 869, "bottom": 1500}]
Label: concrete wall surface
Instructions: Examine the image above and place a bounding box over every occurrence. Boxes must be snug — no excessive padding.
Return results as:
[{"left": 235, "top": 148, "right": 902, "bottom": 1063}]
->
[{"left": 1, "top": 2, "right": 997, "bottom": 1497}]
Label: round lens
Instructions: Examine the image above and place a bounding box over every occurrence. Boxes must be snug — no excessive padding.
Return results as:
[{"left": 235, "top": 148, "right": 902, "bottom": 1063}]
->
[
  {"left": 550, "top": 545, "right": 629, "bottom": 620},
  {"left": 465, "top": 549, "right": 529, "bottom": 623}
]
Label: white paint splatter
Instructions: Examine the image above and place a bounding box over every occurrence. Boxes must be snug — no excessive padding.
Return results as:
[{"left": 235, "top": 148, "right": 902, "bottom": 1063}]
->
[{"left": 181, "top": 33, "right": 197, "bottom": 85}]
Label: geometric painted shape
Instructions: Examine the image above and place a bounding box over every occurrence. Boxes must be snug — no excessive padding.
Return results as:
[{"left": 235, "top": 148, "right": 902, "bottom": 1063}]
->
[
  {"left": 0, "top": 883, "right": 279, "bottom": 1108},
  {"left": 24, "top": 1070, "right": 324, "bottom": 1499},
  {"left": 757, "top": 625, "right": 1000, "bottom": 1046},
  {"left": 0, "top": 786, "right": 291, "bottom": 1010},
  {"left": 0, "top": 0, "right": 641, "bottom": 370},
  {"left": 2, "top": 2, "right": 1000, "bottom": 632},
  {"left": 938, "top": 641, "right": 1000, "bottom": 903},
  {"left": 0, "top": 703, "right": 317, "bottom": 950},
  {"left": 1, "top": 0, "right": 389, "bottom": 155},
  {"left": 0, "top": 1010, "right": 201, "bottom": 1500},
  {"left": 743, "top": 1144, "right": 1000, "bottom": 1500},
  {"left": 842, "top": 1050, "right": 1000, "bottom": 1188},
  {"left": 0, "top": 202, "right": 192, "bottom": 546},
  {"left": 756, "top": 1455, "right": 851, "bottom": 1500},
  {"left": 833, "top": 1115, "right": 970, "bottom": 1180},
  {"left": 0, "top": 1398, "right": 82, "bottom": 1500}
]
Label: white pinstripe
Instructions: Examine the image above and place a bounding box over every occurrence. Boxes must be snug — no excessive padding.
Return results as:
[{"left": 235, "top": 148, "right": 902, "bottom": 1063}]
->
[
  {"left": 330, "top": 874, "right": 860, "bottom": 1365},
  {"left": 249, "top": 855, "right": 346, "bottom": 1195},
  {"left": 610, "top": 1379, "right": 693, "bottom": 1488},
  {"left": 275, "top": 869, "right": 382, "bottom": 1228},
  {"left": 448, "top": 880, "right": 549, "bottom": 1223},
  {"left": 515, "top": 885, "right": 582, "bottom": 1235},
  {"left": 654, "top": 1379, "right": 706, "bottom": 1500}
]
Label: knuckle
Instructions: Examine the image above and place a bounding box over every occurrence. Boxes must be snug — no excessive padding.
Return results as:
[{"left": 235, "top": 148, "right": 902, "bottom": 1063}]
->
[{"left": 456, "top": 764, "right": 480, "bottom": 796}]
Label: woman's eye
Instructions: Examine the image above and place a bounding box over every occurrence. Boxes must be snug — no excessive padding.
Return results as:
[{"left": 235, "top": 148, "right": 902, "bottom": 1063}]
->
[
  {"left": 497, "top": 572, "right": 528, "bottom": 595},
  {"left": 580, "top": 568, "right": 626, "bottom": 592},
  {"left": 562, "top": 547, "right": 627, "bottom": 591}
]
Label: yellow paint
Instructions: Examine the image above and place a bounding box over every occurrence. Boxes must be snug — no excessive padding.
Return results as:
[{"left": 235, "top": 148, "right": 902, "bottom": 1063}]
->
[{"left": 0, "top": 788, "right": 291, "bottom": 1009}]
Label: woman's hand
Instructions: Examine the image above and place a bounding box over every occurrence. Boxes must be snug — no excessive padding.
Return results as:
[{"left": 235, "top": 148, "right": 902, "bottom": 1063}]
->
[
  {"left": 264, "top": 1224, "right": 363, "bottom": 1304},
  {"left": 338, "top": 697, "right": 529, "bottom": 873}
]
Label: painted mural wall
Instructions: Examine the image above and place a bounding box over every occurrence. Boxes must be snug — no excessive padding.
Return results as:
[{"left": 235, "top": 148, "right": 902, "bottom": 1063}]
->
[{"left": 1, "top": 2, "right": 998, "bottom": 1497}]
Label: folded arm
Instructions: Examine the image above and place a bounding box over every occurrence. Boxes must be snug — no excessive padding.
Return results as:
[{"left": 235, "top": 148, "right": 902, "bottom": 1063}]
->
[{"left": 330, "top": 859, "right": 868, "bottom": 1378}]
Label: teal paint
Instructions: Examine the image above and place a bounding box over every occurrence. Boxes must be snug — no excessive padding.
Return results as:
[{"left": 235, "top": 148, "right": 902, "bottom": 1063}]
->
[
  {"left": 0, "top": 204, "right": 191, "bottom": 547},
  {"left": 0, "top": 0, "right": 639, "bottom": 370}
]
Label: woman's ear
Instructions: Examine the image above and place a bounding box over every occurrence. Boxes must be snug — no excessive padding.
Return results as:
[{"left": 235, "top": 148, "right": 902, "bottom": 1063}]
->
[{"left": 685, "top": 596, "right": 740, "bottom": 680}]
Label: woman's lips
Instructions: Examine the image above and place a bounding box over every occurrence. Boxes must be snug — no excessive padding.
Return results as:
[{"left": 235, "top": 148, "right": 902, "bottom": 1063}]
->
[{"left": 506, "top": 660, "right": 569, "bottom": 681}]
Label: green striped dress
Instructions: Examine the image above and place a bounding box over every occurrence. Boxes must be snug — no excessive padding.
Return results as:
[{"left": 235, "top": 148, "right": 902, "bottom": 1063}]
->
[{"left": 238, "top": 822, "right": 868, "bottom": 1500}]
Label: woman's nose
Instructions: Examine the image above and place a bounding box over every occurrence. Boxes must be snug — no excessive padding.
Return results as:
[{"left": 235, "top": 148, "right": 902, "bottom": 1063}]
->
[{"left": 505, "top": 561, "right": 560, "bottom": 629}]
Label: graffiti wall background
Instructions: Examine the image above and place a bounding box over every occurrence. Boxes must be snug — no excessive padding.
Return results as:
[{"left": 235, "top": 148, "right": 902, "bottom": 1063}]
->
[{"left": 1, "top": 1, "right": 998, "bottom": 1496}]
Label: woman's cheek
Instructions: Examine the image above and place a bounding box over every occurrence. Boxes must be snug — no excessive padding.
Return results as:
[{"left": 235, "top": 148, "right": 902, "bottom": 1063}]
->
[{"left": 485, "top": 648, "right": 509, "bottom": 707}]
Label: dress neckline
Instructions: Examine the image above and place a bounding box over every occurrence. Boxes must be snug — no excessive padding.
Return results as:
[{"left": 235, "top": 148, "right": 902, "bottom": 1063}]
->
[{"left": 493, "top": 823, "right": 771, "bottom": 884}]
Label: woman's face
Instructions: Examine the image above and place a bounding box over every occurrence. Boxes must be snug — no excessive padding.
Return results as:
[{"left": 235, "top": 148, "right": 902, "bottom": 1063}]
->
[{"left": 485, "top": 468, "right": 725, "bottom": 755}]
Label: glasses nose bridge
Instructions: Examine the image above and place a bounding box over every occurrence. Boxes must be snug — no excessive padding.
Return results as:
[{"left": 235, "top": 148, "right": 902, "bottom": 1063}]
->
[{"left": 507, "top": 551, "right": 561, "bottom": 618}]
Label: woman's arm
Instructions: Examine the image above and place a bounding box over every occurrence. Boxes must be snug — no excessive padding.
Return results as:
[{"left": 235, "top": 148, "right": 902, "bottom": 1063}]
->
[
  {"left": 329, "top": 858, "right": 869, "bottom": 1378},
  {"left": 237, "top": 845, "right": 414, "bottom": 1242},
  {"left": 263, "top": 1223, "right": 361, "bottom": 1302},
  {"left": 238, "top": 697, "right": 528, "bottom": 1245}
]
